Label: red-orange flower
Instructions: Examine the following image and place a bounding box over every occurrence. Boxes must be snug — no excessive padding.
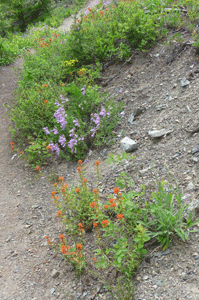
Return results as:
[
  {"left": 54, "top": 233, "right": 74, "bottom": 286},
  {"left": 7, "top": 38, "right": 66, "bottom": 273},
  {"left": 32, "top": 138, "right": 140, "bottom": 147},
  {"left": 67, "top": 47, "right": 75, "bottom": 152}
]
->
[
  {"left": 94, "top": 222, "right": 99, "bottom": 228},
  {"left": 110, "top": 202, "right": 116, "bottom": 208},
  {"left": 44, "top": 100, "right": 48, "bottom": 104},
  {"left": 11, "top": 146, "right": 14, "bottom": 150},
  {"left": 61, "top": 83, "right": 65, "bottom": 86},
  {"left": 43, "top": 84, "right": 47, "bottom": 87},
  {"left": 78, "top": 160, "right": 83, "bottom": 164},
  {"left": 88, "top": 7, "right": 92, "bottom": 11},
  {"left": 61, "top": 244, "right": 67, "bottom": 253},
  {"left": 20, "top": 151, "right": 23, "bottom": 154},
  {"left": 100, "top": 11, "right": 104, "bottom": 16},
  {"left": 93, "top": 188, "right": 98, "bottom": 193},
  {"left": 60, "top": 187, "right": 66, "bottom": 193},
  {"left": 57, "top": 211, "right": 62, "bottom": 218},
  {"left": 95, "top": 160, "right": 100, "bottom": 166},
  {"left": 117, "top": 214, "right": 124, "bottom": 221},
  {"left": 114, "top": 187, "right": 120, "bottom": 194},
  {"left": 66, "top": 246, "right": 70, "bottom": 250},
  {"left": 90, "top": 202, "right": 97, "bottom": 208},
  {"left": 104, "top": 205, "right": 109, "bottom": 209},
  {"left": 60, "top": 234, "right": 65, "bottom": 241},
  {"left": 78, "top": 223, "right": 83, "bottom": 228},
  {"left": 101, "top": 220, "right": 109, "bottom": 228},
  {"left": 69, "top": 71, "right": 72, "bottom": 75},
  {"left": 10, "top": 142, "right": 14, "bottom": 145},
  {"left": 58, "top": 176, "right": 64, "bottom": 182},
  {"left": 109, "top": 199, "right": 114, "bottom": 203},
  {"left": 77, "top": 166, "right": 81, "bottom": 172},
  {"left": 83, "top": 178, "right": 87, "bottom": 183},
  {"left": 51, "top": 191, "right": 56, "bottom": 197},
  {"left": 75, "top": 188, "right": 81, "bottom": 194},
  {"left": 49, "top": 39, "right": 52, "bottom": 42},
  {"left": 46, "top": 145, "right": 51, "bottom": 151},
  {"left": 36, "top": 166, "right": 40, "bottom": 171},
  {"left": 46, "top": 236, "right": 51, "bottom": 245},
  {"left": 53, "top": 183, "right": 57, "bottom": 187},
  {"left": 76, "top": 244, "right": 82, "bottom": 250}
]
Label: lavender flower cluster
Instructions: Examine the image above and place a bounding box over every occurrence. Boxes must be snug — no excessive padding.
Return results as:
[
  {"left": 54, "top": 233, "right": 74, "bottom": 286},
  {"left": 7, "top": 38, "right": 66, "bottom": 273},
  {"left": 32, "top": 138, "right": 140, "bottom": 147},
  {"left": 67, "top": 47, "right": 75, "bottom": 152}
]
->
[
  {"left": 90, "top": 106, "right": 110, "bottom": 138},
  {"left": 43, "top": 93, "right": 84, "bottom": 155}
]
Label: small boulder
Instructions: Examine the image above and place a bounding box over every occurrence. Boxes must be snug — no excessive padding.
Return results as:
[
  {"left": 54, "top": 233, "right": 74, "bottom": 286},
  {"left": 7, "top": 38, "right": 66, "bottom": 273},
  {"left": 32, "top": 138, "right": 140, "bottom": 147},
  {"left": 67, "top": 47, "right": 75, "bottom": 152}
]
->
[
  {"left": 51, "top": 269, "right": 60, "bottom": 279},
  {"left": 180, "top": 77, "right": 190, "bottom": 87},
  {"left": 120, "top": 137, "right": 137, "bottom": 152},
  {"left": 148, "top": 128, "right": 172, "bottom": 138}
]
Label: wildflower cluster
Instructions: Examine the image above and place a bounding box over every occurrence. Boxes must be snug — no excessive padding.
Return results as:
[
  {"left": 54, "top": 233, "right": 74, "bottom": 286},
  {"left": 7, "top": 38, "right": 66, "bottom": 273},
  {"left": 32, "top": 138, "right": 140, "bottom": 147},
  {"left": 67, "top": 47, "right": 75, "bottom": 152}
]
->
[
  {"left": 10, "top": 142, "right": 23, "bottom": 155},
  {"left": 90, "top": 106, "right": 110, "bottom": 138}
]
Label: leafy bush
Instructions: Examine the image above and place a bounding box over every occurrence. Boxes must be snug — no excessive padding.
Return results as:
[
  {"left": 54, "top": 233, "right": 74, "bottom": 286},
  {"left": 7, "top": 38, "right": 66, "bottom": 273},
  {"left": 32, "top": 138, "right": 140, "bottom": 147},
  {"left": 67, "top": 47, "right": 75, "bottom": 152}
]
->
[{"left": 0, "top": 0, "right": 53, "bottom": 35}]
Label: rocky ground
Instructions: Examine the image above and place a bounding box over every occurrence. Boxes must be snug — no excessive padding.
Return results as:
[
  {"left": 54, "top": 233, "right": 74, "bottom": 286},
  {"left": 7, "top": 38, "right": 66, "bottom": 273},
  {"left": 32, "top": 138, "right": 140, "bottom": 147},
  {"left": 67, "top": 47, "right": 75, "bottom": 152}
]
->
[{"left": 0, "top": 1, "right": 199, "bottom": 299}]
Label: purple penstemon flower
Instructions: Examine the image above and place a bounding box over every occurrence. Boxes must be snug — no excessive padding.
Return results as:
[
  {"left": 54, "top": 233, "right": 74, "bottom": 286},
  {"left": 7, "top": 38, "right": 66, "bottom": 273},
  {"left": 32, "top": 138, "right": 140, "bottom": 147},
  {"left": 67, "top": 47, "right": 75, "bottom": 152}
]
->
[
  {"left": 51, "top": 127, "right": 59, "bottom": 135},
  {"left": 43, "top": 127, "right": 50, "bottom": 134},
  {"left": 49, "top": 141, "right": 60, "bottom": 156},
  {"left": 81, "top": 85, "right": 86, "bottom": 96},
  {"left": 54, "top": 106, "right": 67, "bottom": 130},
  {"left": 73, "top": 119, "right": 79, "bottom": 127},
  {"left": 58, "top": 135, "right": 66, "bottom": 148},
  {"left": 120, "top": 111, "right": 125, "bottom": 115},
  {"left": 99, "top": 106, "right": 106, "bottom": 119},
  {"left": 55, "top": 100, "right": 61, "bottom": 107}
]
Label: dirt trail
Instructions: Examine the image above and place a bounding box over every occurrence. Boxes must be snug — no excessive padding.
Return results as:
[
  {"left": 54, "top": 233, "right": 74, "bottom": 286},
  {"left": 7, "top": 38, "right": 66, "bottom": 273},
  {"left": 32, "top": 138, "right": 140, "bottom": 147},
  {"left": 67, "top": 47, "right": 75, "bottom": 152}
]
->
[{"left": 0, "top": 1, "right": 101, "bottom": 299}]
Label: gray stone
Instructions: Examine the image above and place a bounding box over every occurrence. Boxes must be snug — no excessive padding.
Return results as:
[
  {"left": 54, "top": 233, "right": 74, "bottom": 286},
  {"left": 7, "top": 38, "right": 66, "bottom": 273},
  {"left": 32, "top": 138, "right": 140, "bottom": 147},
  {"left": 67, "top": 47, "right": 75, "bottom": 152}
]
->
[
  {"left": 194, "top": 67, "right": 199, "bottom": 73},
  {"left": 156, "top": 104, "right": 167, "bottom": 111},
  {"left": 50, "top": 288, "right": 55, "bottom": 294},
  {"left": 152, "top": 279, "right": 162, "bottom": 286},
  {"left": 101, "top": 149, "right": 107, "bottom": 157},
  {"left": 148, "top": 128, "right": 172, "bottom": 138},
  {"left": 5, "top": 236, "right": 12, "bottom": 243},
  {"left": 154, "top": 249, "right": 170, "bottom": 257},
  {"left": 128, "top": 107, "right": 144, "bottom": 124},
  {"left": 180, "top": 77, "right": 190, "bottom": 87},
  {"left": 128, "top": 113, "right": 135, "bottom": 123},
  {"left": 193, "top": 157, "right": 199, "bottom": 162},
  {"left": 51, "top": 269, "right": 60, "bottom": 278},
  {"left": 185, "top": 200, "right": 199, "bottom": 214},
  {"left": 120, "top": 137, "right": 137, "bottom": 152},
  {"left": 181, "top": 194, "right": 191, "bottom": 201},
  {"left": 168, "top": 96, "right": 173, "bottom": 101},
  {"left": 191, "top": 145, "right": 199, "bottom": 154},
  {"left": 186, "top": 182, "right": 194, "bottom": 191}
]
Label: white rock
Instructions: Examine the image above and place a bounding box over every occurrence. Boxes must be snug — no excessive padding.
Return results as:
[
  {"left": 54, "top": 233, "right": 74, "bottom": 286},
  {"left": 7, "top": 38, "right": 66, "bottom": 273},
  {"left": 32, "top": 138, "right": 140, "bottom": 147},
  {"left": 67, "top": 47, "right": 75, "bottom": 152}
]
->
[
  {"left": 148, "top": 128, "right": 172, "bottom": 138},
  {"left": 180, "top": 77, "right": 190, "bottom": 87},
  {"left": 120, "top": 137, "right": 137, "bottom": 152}
]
